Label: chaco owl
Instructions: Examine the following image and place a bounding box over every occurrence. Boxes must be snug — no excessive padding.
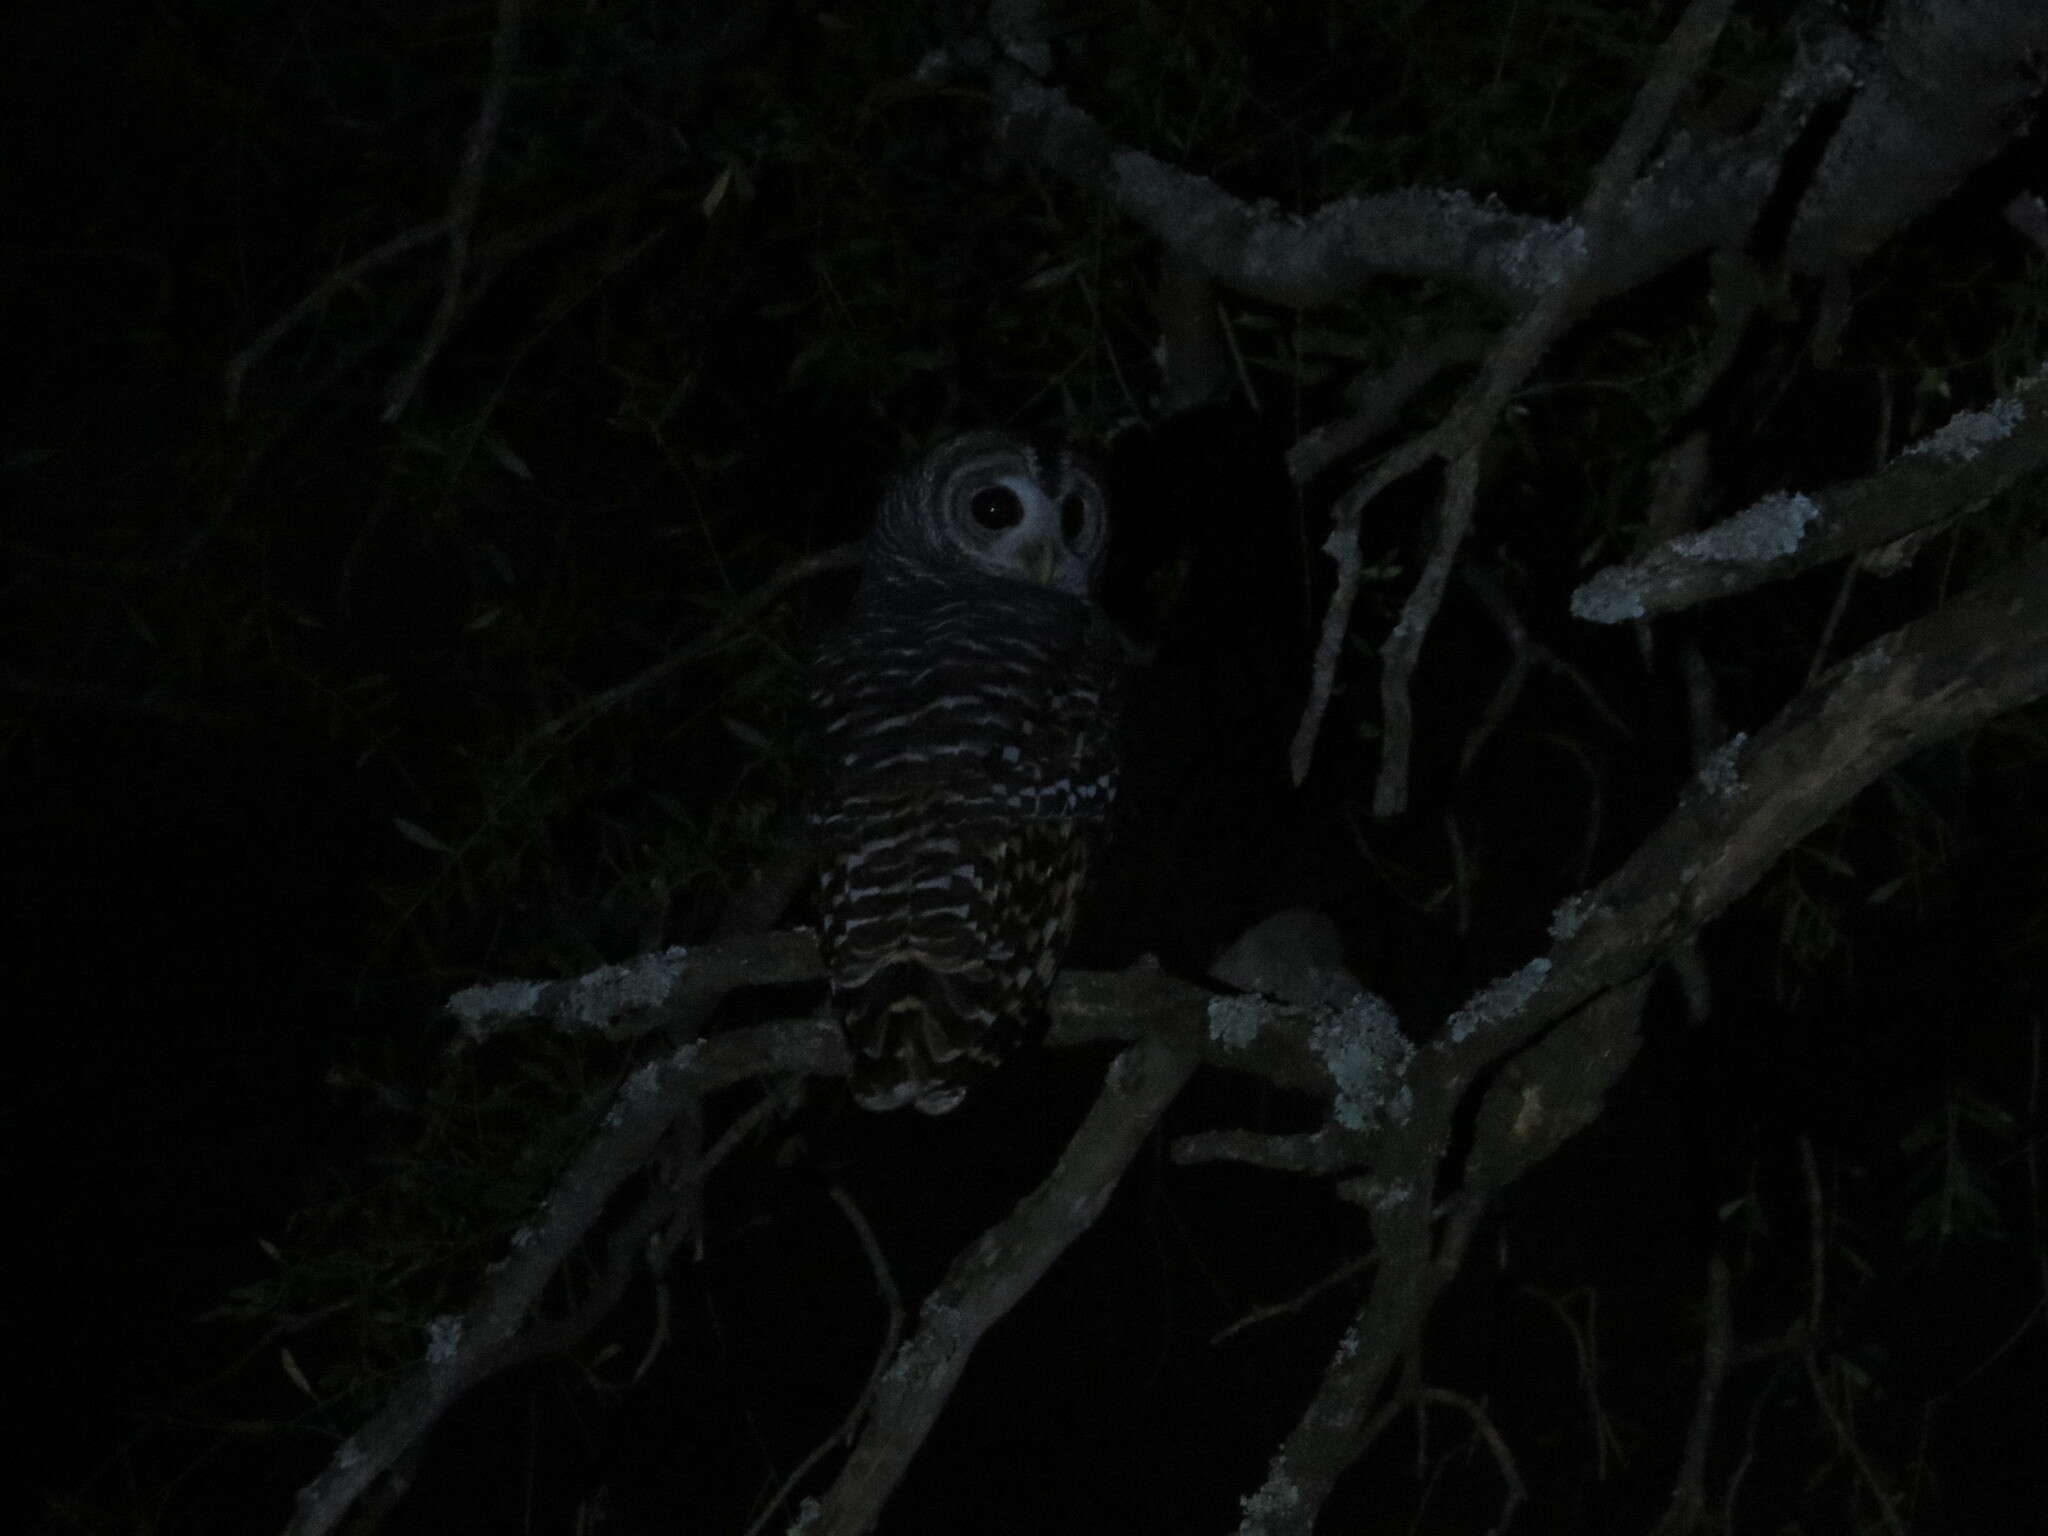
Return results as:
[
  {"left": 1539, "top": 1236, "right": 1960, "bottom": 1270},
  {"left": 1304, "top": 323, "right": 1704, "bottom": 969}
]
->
[{"left": 811, "top": 431, "right": 1120, "bottom": 1113}]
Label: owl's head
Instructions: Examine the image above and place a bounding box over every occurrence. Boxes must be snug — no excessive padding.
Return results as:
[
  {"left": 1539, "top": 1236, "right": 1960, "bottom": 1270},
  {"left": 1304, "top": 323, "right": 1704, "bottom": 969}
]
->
[{"left": 872, "top": 430, "right": 1108, "bottom": 597}]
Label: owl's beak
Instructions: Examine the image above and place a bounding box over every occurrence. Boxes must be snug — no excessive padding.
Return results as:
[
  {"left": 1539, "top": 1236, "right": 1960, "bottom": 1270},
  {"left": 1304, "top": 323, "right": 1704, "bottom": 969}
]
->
[{"left": 1018, "top": 538, "right": 1058, "bottom": 586}]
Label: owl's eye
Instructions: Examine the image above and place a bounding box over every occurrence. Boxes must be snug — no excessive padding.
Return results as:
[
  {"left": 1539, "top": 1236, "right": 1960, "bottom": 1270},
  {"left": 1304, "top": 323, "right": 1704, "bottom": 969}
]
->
[
  {"left": 1060, "top": 492, "right": 1089, "bottom": 545},
  {"left": 969, "top": 485, "right": 1025, "bottom": 530}
]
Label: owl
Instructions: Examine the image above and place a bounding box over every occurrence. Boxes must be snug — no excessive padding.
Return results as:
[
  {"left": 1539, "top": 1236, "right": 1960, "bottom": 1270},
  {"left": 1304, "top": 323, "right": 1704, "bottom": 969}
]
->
[{"left": 811, "top": 431, "right": 1120, "bottom": 1113}]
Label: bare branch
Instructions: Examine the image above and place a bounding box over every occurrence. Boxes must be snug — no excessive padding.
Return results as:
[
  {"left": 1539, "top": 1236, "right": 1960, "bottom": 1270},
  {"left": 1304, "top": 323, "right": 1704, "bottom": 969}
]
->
[
  {"left": 224, "top": 218, "right": 454, "bottom": 416},
  {"left": 1464, "top": 978, "right": 1651, "bottom": 1193},
  {"left": 1784, "top": 0, "right": 2048, "bottom": 271},
  {"left": 1456, "top": 563, "right": 1635, "bottom": 776},
  {"left": 1373, "top": 446, "right": 1480, "bottom": 813},
  {"left": 950, "top": 8, "right": 1907, "bottom": 316},
  {"left": 1418, "top": 1387, "right": 1528, "bottom": 1533},
  {"left": 741, "top": 1184, "right": 905, "bottom": 1536},
  {"left": 973, "top": 64, "right": 1573, "bottom": 310},
  {"left": 1578, "top": 0, "right": 1743, "bottom": 228},
  {"left": 446, "top": 930, "right": 825, "bottom": 1045},
  {"left": 962, "top": 17, "right": 1875, "bottom": 318},
  {"left": 1217, "top": 534, "right": 2047, "bottom": 1532},
  {"left": 1293, "top": 0, "right": 1739, "bottom": 794},
  {"left": 1464, "top": 536, "right": 2048, "bottom": 1080},
  {"left": 1211, "top": 1254, "right": 1378, "bottom": 1346},
  {"left": 805, "top": 1034, "right": 1196, "bottom": 1534},
  {"left": 1797, "top": 1134, "right": 1909, "bottom": 1536},
  {"left": 1235, "top": 1191, "right": 1489, "bottom": 1534},
  {"left": 1572, "top": 368, "right": 2048, "bottom": 623},
  {"left": 382, "top": 0, "right": 524, "bottom": 421},
  {"left": 280, "top": 1026, "right": 808, "bottom": 1536},
  {"left": 941, "top": 0, "right": 2041, "bottom": 808},
  {"left": 1286, "top": 330, "right": 1490, "bottom": 484},
  {"left": 1171, "top": 1125, "right": 1372, "bottom": 1175},
  {"left": 1650, "top": 1254, "right": 1733, "bottom": 1536}
]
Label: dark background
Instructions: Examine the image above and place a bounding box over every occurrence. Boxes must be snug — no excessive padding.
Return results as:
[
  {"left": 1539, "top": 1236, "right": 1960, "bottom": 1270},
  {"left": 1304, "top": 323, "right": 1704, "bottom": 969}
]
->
[{"left": 8, "top": 2, "right": 2045, "bottom": 1532}]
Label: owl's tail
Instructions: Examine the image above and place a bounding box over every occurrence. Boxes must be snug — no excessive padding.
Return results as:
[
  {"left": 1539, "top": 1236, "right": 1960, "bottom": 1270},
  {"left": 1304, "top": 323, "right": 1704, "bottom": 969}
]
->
[{"left": 837, "top": 961, "right": 1022, "bottom": 1115}]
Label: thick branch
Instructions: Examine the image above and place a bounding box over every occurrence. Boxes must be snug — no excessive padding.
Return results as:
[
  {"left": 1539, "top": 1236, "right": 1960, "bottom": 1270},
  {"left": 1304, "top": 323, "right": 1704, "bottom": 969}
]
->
[
  {"left": 1573, "top": 367, "right": 2048, "bottom": 623},
  {"left": 446, "top": 930, "right": 823, "bottom": 1044},
  {"left": 977, "top": 66, "right": 1571, "bottom": 310},
  {"left": 1785, "top": 0, "right": 2048, "bottom": 271},
  {"left": 1236, "top": 1189, "right": 1489, "bottom": 1534},
  {"left": 954, "top": 7, "right": 2010, "bottom": 315},
  {"left": 1459, "top": 536, "right": 2048, "bottom": 1084}
]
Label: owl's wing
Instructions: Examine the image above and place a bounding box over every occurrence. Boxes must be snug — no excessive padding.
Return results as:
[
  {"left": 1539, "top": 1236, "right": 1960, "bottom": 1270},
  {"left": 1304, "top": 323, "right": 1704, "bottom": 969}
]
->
[{"left": 811, "top": 588, "right": 1117, "bottom": 1113}]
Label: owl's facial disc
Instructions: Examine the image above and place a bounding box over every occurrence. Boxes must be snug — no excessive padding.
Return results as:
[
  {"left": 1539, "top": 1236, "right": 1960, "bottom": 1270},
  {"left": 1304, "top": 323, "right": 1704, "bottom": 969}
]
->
[{"left": 952, "top": 468, "right": 1102, "bottom": 596}]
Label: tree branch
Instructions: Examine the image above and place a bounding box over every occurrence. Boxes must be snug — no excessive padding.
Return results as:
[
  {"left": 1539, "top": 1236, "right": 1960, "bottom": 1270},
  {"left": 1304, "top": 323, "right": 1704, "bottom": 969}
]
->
[
  {"left": 1295, "top": 0, "right": 1740, "bottom": 795},
  {"left": 805, "top": 1033, "right": 1197, "bottom": 1535},
  {"left": 1461, "top": 535, "right": 2048, "bottom": 1084},
  {"left": 279, "top": 1024, "right": 836, "bottom": 1536},
  {"left": 1572, "top": 366, "right": 2048, "bottom": 623},
  {"left": 382, "top": 0, "right": 524, "bottom": 421},
  {"left": 1785, "top": 0, "right": 2048, "bottom": 272}
]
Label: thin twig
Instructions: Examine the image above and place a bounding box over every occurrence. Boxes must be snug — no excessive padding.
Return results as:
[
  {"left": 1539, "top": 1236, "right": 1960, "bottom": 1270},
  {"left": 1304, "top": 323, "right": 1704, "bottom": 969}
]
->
[
  {"left": 1286, "top": 330, "right": 1490, "bottom": 485},
  {"left": 1373, "top": 445, "right": 1479, "bottom": 814},
  {"left": 2030, "top": 1014, "right": 2046, "bottom": 1337},
  {"left": 1800, "top": 1134, "right": 1826, "bottom": 1331},
  {"left": 740, "top": 1184, "right": 905, "bottom": 1536},
  {"left": 1520, "top": 1284, "right": 1616, "bottom": 1482},
  {"left": 1797, "top": 1134, "right": 1908, "bottom": 1536},
  {"left": 1458, "top": 564, "right": 1636, "bottom": 777},
  {"left": 1419, "top": 1387, "right": 1527, "bottom": 1534},
  {"left": 1211, "top": 1253, "right": 1378, "bottom": 1345},
  {"left": 519, "top": 541, "right": 864, "bottom": 756},
  {"left": 1290, "top": 0, "right": 1739, "bottom": 794},
  {"left": 1801, "top": 1349, "right": 1908, "bottom": 1536},
  {"left": 1172, "top": 1125, "right": 1372, "bottom": 1176},
  {"left": 1651, "top": 1252, "right": 1733, "bottom": 1536},
  {"left": 224, "top": 218, "right": 453, "bottom": 415},
  {"left": 1456, "top": 564, "right": 1535, "bottom": 777},
  {"left": 605, "top": 1102, "right": 758, "bottom": 1390},
  {"left": 382, "top": 0, "right": 524, "bottom": 421}
]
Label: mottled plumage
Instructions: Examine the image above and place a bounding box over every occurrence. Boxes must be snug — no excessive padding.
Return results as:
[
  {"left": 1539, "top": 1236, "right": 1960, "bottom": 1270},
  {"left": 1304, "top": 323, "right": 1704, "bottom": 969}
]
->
[{"left": 812, "top": 431, "right": 1118, "bottom": 1113}]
